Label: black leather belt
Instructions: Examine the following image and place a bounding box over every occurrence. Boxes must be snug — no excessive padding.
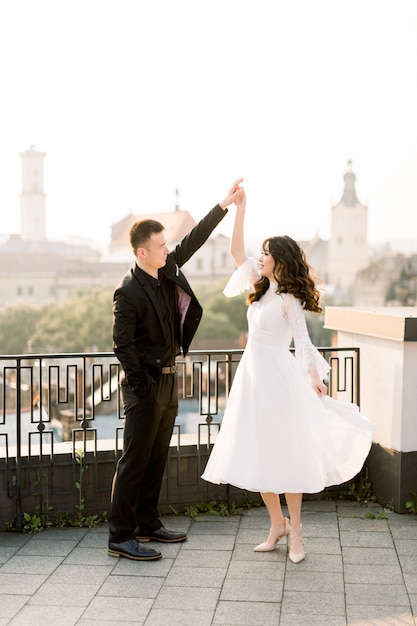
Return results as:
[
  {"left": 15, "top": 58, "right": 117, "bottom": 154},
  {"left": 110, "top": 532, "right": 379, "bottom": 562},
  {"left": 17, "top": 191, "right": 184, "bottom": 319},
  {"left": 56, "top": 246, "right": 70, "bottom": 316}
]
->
[{"left": 161, "top": 365, "right": 178, "bottom": 374}]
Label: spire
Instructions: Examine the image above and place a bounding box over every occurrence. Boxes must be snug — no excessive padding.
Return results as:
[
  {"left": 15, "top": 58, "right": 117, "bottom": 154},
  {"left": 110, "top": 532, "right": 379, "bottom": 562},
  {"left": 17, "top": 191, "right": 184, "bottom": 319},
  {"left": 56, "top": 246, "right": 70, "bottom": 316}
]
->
[
  {"left": 340, "top": 160, "right": 359, "bottom": 207},
  {"left": 174, "top": 187, "right": 180, "bottom": 212}
]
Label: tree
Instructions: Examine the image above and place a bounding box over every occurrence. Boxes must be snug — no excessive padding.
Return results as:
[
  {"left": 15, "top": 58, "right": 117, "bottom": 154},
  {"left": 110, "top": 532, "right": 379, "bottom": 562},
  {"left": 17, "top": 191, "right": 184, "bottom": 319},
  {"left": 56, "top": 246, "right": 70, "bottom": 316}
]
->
[
  {"left": 0, "top": 304, "right": 43, "bottom": 354},
  {"left": 194, "top": 280, "right": 248, "bottom": 340},
  {"left": 29, "top": 288, "right": 113, "bottom": 353}
]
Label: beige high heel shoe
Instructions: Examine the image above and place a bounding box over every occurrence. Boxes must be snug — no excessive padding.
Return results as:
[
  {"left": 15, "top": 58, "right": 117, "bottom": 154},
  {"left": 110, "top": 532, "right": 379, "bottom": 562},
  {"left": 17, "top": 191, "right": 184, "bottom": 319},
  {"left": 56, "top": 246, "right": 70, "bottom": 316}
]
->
[
  {"left": 253, "top": 517, "right": 290, "bottom": 552},
  {"left": 289, "top": 524, "right": 305, "bottom": 563}
]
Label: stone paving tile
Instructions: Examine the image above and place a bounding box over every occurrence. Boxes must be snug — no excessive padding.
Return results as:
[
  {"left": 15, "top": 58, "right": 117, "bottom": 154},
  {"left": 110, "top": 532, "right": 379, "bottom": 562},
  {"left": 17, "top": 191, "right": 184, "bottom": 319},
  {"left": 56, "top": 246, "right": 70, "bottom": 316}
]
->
[
  {"left": 302, "top": 536, "right": 341, "bottom": 555},
  {"left": 28, "top": 581, "right": 100, "bottom": 606},
  {"left": 144, "top": 608, "right": 214, "bottom": 625},
  {"left": 0, "top": 546, "right": 19, "bottom": 563},
  {"left": 281, "top": 590, "right": 346, "bottom": 615},
  {"left": 403, "top": 573, "right": 417, "bottom": 594},
  {"left": 173, "top": 548, "right": 232, "bottom": 568},
  {"left": 345, "top": 582, "right": 411, "bottom": 607},
  {"left": 77, "top": 532, "right": 109, "bottom": 548},
  {"left": 393, "top": 538, "right": 417, "bottom": 556},
  {"left": 112, "top": 555, "right": 174, "bottom": 577},
  {"left": 390, "top": 523, "right": 417, "bottom": 539},
  {"left": 299, "top": 522, "right": 340, "bottom": 538},
  {"left": 97, "top": 574, "right": 164, "bottom": 598},
  {"left": 0, "top": 594, "right": 31, "bottom": 620},
  {"left": 0, "top": 572, "right": 47, "bottom": 595},
  {"left": 80, "top": 595, "right": 153, "bottom": 623},
  {"left": 220, "top": 577, "right": 283, "bottom": 603},
  {"left": 0, "top": 554, "right": 63, "bottom": 575},
  {"left": 77, "top": 622, "right": 127, "bottom": 626},
  {"left": 280, "top": 614, "right": 347, "bottom": 626},
  {"left": 164, "top": 565, "right": 227, "bottom": 588},
  {"left": 147, "top": 541, "right": 182, "bottom": 559},
  {"left": 187, "top": 520, "right": 240, "bottom": 535},
  {"left": 213, "top": 600, "right": 281, "bottom": 625},
  {"left": 342, "top": 546, "right": 399, "bottom": 565},
  {"left": 397, "top": 554, "right": 417, "bottom": 574},
  {"left": 63, "top": 546, "right": 116, "bottom": 565},
  {"left": 238, "top": 515, "right": 272, "bottom": 529},
  {"left": 338, "top": 516, "right": 389, "bottom": 532},
  {"left": 409, "top": 594, "right": 417, "bottom": 617},
  {"left": 226, "top": 559, "right": 285, "bottom": 581},
  {"left": 153, "top": 585, "right": 220, "bottom": 610},
  {"left": 180, "top": 533, "right": 235, "bottom": 551},
  {"left": 340, "top": 529, "right": 395, "bottom": 548},
  {"left": 302, "top": 500, "right": 338, "bottom": 512},
  {"left": 284, "top": 570, "right": 344, "bottom": 593},
  {"left": 343, "top": 562, "right": 404, "bottom": 584},
  {"left": 29, "top": 526, "right": 88, "bottom": 541},
  {"left": 346, "top": 604, "right": 415, "bottom": 625},
  {"left": 0, "top": 534, "right": 30, "bottom": 548},
  {"left": 47, "top": 563, "right": 114, "bottom": 584},
  {"left": 286, "top": 552, "right": 343, "bottom": 573},
  {"left": 0, "top": 502, "right": 416, "bottom": 625},
  {"left": 17, "top": 538, "right": 78, "bottom": 556},
  {"left": 8, "top": 604, "right": 84, "bottom": 626}
]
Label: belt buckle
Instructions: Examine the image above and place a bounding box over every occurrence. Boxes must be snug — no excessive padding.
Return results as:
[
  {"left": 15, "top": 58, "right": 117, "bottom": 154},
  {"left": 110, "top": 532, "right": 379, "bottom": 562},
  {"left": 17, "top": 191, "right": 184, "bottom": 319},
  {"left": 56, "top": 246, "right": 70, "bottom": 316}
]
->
[{"left": 169, "top": 365, "right": 177, "bottom": 373}]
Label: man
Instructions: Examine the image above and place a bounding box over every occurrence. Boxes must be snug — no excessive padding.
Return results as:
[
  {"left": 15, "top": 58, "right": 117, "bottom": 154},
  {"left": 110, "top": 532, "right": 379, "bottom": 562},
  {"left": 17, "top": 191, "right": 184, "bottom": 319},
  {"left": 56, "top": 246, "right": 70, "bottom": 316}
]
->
[{"left": 108, "top": 179, "right": 243, "bottom": 561}]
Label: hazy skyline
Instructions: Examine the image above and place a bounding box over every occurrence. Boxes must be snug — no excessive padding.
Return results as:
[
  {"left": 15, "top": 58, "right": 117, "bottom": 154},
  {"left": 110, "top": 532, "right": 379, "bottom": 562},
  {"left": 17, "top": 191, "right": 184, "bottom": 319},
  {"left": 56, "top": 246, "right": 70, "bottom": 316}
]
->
[{"left": 1, "top": 0, "right": 416, "bottom": 250}]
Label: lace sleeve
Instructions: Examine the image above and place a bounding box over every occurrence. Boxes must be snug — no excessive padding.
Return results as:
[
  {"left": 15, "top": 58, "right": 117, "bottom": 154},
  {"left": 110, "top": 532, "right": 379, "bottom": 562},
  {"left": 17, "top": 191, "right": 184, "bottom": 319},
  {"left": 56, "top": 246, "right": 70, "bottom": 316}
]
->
[
  {"left": 223, "top": 257, "right": 259, "bottom": 298},
  {"left": 282, "top": 294, "right": 330, "bottom": 379}
]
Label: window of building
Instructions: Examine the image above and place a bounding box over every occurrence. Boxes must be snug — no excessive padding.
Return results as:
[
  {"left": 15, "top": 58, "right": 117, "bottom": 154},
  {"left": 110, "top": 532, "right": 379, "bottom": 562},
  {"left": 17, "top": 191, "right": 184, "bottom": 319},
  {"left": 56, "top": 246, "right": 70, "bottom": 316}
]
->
[{"left": 196, "top": 258, "right": 203, "bottom": 271}]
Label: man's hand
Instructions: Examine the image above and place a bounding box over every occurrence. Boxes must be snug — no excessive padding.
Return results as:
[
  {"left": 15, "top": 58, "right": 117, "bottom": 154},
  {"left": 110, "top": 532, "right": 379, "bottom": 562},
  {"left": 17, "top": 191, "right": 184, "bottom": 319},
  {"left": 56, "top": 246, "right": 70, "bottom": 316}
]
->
[{"left": 219, "top": 178, "right": 244, "bottom": 210}]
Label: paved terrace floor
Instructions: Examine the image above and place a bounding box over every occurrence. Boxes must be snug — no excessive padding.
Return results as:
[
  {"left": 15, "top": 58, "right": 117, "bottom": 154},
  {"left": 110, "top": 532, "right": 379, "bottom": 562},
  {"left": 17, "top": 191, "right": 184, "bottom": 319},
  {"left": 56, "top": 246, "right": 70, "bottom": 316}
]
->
[{"left": 0, "top": 500, "right": 416, "bottom": 626}]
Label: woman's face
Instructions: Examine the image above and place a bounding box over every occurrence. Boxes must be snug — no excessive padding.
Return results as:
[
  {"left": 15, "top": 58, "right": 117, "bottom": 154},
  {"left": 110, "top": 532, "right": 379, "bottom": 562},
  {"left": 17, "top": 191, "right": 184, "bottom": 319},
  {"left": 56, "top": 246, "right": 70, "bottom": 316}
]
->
[{"left": 259, "top": 244, "right": 277, "bottom": 280}]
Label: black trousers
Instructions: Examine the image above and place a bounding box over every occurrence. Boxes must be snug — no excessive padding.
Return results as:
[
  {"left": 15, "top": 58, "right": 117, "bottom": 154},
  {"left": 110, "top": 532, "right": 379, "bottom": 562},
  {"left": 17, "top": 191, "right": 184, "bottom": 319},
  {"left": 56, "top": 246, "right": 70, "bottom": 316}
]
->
[{"left": 109, "top": 373, "right": 178, "bottom": 543}]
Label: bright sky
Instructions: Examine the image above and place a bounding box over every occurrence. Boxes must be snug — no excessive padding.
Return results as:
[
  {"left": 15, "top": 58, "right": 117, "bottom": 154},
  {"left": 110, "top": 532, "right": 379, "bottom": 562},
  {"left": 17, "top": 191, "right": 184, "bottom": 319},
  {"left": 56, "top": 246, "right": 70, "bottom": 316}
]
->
[{"left": 1, "top": 0, "right": 416, "bottom": 250}]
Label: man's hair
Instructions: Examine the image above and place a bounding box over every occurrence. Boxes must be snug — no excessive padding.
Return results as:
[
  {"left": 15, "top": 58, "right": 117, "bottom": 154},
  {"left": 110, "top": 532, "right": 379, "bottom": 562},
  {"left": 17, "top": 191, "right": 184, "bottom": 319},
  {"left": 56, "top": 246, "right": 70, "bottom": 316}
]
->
[{"left": 129, "top": 219, "right": 165, "bottom": 254}]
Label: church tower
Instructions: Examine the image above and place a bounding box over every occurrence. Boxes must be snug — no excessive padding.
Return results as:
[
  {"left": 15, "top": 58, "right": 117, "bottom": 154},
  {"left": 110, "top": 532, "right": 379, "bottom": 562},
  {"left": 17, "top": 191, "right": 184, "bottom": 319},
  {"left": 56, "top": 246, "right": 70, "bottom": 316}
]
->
[
  {"left": 20, "top": 145, "right": 46, "bottom": 241},
  {"left": 328, "top": 161, "right": 368, "bottom": 292}
]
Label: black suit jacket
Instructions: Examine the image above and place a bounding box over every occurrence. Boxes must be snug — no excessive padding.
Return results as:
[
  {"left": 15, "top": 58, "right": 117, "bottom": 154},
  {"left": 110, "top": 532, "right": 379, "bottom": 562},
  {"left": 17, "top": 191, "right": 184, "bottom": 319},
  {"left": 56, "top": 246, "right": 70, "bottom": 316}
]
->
[{"left": 112, "top": 203, "right": 228, "bottom": 388}]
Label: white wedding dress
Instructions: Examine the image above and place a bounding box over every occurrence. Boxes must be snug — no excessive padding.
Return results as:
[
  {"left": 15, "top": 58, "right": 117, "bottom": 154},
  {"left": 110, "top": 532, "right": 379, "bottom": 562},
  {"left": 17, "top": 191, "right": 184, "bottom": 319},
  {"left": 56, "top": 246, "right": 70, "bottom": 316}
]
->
[{"left": 201, "top": 258, "right": 373, "bottom": 494}]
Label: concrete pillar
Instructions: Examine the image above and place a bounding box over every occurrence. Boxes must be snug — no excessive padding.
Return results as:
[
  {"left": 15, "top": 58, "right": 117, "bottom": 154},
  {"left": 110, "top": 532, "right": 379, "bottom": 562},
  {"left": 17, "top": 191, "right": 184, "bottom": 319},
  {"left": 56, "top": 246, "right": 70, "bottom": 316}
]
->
[{"left": 325, "top": 306, "right": 417, "bottom": 513}]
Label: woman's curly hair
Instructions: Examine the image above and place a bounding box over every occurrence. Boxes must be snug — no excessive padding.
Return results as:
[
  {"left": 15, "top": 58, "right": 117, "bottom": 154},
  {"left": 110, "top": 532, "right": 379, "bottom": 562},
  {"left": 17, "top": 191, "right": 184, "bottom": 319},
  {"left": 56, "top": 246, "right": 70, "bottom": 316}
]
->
[{"left": 247, "top": 235, "right": 322, "bottom": 313}]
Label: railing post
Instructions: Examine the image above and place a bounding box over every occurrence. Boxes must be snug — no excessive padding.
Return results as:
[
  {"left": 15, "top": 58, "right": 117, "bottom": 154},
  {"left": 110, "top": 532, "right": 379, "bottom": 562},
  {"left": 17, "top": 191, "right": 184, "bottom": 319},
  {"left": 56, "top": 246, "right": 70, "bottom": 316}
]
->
[{"left": 15, "top": 357, "right": 23, "bottom": 530}]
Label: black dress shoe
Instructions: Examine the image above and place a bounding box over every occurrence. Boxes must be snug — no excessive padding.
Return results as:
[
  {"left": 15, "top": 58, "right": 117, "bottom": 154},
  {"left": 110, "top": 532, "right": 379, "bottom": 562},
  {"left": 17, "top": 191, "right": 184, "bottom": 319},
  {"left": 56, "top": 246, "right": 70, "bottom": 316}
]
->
[
  {"left": 135, "top": 525, "right": 188, "bottom": 543},
  {"left": 108, "top": 538, "right": 162, "bottom": 560}
]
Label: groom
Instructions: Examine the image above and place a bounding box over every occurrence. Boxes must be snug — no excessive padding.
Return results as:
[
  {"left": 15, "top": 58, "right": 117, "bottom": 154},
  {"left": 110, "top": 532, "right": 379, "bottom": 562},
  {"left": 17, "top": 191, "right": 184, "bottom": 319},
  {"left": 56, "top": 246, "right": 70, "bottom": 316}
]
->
[{"left": 108, "top": 179, "right": 243, "bottom": 561}]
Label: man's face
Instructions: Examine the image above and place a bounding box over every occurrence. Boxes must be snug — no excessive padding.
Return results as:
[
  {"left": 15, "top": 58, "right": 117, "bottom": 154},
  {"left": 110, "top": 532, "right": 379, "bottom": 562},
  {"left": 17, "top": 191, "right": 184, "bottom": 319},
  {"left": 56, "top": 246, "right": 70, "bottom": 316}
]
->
[{"left": 137, "top": 231, "right": 169, "bottom": 276}]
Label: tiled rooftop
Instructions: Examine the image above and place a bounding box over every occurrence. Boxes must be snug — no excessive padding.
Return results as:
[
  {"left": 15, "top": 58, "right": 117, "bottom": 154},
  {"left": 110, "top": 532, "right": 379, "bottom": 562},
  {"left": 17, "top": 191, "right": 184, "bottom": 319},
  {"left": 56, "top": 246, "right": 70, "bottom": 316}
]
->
[{"left": 0, "top": 500, "right": 416, "bottom": 625}]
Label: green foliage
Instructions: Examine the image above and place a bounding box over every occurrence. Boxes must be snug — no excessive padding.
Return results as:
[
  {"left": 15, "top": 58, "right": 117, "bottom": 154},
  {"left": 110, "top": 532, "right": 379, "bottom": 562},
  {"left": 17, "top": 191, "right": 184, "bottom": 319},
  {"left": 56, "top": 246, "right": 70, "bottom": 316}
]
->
[
  {"left": 22, "top": 512, "right": 43, "bottom": 534},
  {"left": 405, "top": 490, "right": 417, "bottom": 514},
  {"left": 184, "top": 497, "right": 260, "bottom": 520},
  {"left": 0, "top": 304, "right": 43, "bottom": 354},
  {"left": 30, "top": 288, "right": 113, "bottom": 352},
  {"left": 338, "top": 475, "right": 375, "bottom": 504},
  {"left": 194, "top": 280, "right": 248, "bottom": 341},
  {"left": 19, "top": 449, "right": 108, "bottom": 533},
  {"left": 305, "top": 311, "right": 334, "bottom": 347},
  {"left": 0, "top": 287, "right": 113, "bottom": 354}
]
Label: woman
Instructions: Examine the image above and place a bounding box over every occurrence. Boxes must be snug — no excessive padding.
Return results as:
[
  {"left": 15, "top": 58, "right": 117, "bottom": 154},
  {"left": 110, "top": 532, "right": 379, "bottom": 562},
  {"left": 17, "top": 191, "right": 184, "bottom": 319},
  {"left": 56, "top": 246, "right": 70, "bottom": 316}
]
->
[{"left": 201, "top": 185, "right": 373, "bottom": 563}]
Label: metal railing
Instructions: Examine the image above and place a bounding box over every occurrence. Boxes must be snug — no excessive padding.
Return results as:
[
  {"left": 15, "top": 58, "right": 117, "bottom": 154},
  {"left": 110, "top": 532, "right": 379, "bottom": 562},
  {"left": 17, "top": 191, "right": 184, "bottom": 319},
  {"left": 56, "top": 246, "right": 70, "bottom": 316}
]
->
[{"left": 0, "top": 347, "right": 359, "bottom": 528}]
